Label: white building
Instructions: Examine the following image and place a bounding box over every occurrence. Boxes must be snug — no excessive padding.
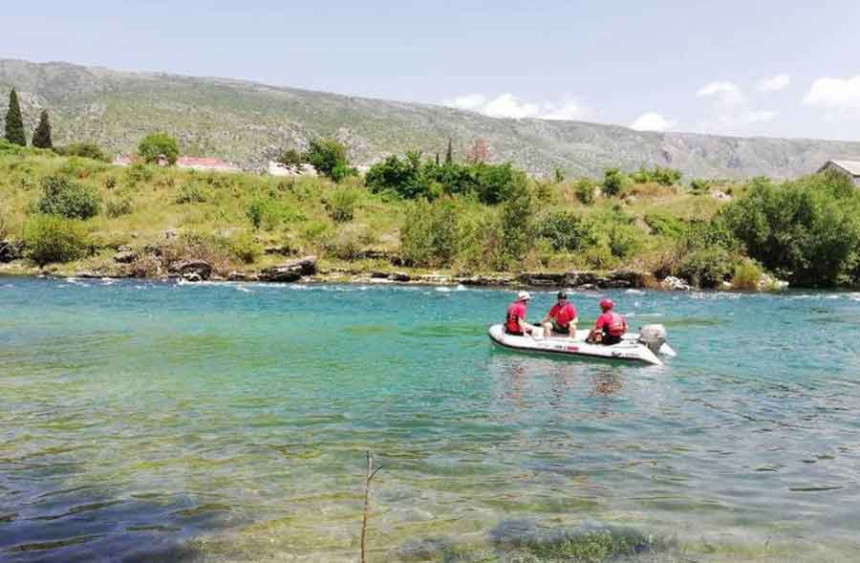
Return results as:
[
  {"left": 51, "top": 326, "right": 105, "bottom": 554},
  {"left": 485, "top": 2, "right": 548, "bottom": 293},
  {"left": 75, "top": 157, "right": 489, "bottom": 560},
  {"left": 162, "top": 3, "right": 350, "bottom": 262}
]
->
[{"left": 818, "top": 160, "right": 860, "bottom": 187}]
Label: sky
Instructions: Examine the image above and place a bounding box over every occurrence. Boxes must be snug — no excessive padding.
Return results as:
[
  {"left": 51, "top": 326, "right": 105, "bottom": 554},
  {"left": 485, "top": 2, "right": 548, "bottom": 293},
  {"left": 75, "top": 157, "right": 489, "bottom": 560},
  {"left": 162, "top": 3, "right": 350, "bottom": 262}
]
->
[{"left": 3, "top": 0, "right": 860, "bottom": 140}]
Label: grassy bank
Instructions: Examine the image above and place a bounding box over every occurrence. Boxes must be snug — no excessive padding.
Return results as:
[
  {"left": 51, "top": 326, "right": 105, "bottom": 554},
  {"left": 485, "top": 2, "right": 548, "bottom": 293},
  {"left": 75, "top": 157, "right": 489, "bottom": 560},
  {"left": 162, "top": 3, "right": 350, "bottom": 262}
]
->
[{"left": 1, "top": 144, "right": 858, "bottom": 288}]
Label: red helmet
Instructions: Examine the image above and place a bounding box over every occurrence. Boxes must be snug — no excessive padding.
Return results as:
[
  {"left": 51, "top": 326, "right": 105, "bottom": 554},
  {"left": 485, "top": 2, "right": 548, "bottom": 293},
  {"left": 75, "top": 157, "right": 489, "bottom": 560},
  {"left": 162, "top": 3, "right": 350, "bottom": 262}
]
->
[{"left": 599, "top": 298, "right": 614, "bottom": 310}]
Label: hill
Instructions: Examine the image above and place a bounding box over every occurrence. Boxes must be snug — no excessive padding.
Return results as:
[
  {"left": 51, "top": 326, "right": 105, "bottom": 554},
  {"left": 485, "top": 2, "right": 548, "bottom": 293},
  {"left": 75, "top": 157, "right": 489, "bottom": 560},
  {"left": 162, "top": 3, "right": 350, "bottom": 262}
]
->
[{"left": 2, "top": 58, "right": 860, "bottom": 178}]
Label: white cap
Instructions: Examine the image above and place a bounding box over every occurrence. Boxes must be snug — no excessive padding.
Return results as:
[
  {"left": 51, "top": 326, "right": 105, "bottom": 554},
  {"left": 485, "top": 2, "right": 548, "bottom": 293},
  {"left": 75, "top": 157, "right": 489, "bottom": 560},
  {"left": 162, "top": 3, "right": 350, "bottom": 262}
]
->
[{"left": 517, "top": 290, "right": 532, "bottom": 301}]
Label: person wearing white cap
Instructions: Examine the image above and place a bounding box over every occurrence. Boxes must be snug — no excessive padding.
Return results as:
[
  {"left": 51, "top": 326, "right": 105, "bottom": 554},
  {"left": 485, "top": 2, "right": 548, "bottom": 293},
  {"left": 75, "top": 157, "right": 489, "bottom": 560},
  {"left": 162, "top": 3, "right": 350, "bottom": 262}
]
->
[{"left": 504, "top": 290, "right": 538, "bottom": 335}]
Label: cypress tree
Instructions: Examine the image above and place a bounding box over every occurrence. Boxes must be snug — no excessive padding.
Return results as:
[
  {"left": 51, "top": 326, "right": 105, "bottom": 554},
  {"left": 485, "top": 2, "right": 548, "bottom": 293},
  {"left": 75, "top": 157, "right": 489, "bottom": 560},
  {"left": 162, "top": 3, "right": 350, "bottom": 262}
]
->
[
  {"left": 4, "top": 88, "right": 27, "bottom": 146},
  {"left": 32, "top": 110, "right": 53, "bottom": 149},
  {"left": 445, "top": 138, "right": 453, "bottom": 164}
]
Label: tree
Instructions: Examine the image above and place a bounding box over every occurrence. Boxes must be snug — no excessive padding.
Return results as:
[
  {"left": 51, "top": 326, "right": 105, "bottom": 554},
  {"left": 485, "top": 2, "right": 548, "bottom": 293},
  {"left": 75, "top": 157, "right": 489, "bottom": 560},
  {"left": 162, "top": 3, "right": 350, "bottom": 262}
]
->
[
  {"left": 465, "top": 138, "right": 490, "bottom": 164},
  {"left": 445, "top": 138, "right": 453, "bottom": 164},
  {"left": 277, "top": 148, "right": 304, "bottom": 169},
  {"left": 305, "top": 138, "right": 356, "bottom": 182},
  {"left": 32, "top": 110, "right": 52, "bottom": 149},
  {"left": 138, "top": 131, "right": 179, "bottom": 165},
  {"left": 4, "top": 88, "right": 26, "bottom": 146}
]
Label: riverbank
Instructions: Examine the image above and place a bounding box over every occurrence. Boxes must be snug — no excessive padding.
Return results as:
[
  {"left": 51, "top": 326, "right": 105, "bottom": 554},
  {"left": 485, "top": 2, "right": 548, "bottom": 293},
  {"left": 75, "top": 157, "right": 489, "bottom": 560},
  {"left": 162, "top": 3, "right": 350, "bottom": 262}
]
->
[{"left": 1, "top": 148, "right": 857, "bottom": 291}]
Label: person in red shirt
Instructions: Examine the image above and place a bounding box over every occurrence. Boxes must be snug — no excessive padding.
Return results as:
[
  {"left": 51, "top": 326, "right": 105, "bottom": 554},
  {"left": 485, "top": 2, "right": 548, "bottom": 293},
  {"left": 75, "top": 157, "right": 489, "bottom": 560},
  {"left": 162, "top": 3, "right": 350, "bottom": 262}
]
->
[
  {"left": 504, "top": 291, "right": 538, "bottom": 336},
  {"left": 587, "top": 298, "right": 627, "bottom": 345},
  {"left": 541, "top": 290, "right": 578, "bottom": 338}
]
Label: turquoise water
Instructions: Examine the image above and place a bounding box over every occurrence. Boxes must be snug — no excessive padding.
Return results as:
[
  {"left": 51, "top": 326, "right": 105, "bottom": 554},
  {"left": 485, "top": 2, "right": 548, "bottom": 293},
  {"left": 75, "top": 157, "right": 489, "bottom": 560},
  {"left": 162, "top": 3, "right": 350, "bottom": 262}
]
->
[{"left": 1, "top": 277, "right": 859, "bottom": 561}]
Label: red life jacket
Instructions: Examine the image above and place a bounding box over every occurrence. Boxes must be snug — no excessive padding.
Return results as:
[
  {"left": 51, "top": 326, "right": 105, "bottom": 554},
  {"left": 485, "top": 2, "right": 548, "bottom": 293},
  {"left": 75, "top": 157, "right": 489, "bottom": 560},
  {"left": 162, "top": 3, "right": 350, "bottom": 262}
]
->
[
  {"left": 505, "top": 302, "right": 526, "bottom": 334},
  {"left": 603, "top": 312, "right": 626, "bottom": 336}
]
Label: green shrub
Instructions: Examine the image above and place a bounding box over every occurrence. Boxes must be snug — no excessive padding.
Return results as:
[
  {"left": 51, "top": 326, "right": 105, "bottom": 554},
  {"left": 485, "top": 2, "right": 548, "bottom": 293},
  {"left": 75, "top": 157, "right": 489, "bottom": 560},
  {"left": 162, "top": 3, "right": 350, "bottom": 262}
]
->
[
  {"left": 175, "top": 182, "right": 209, "bottom": 204},
  {"left": 244, "top": 198, "right": 289, "bottom": 231},
  {"left": 55, "top": 142, "right": 109, "bottom": 162},
  {"left": 689, "top": 178, "right": 712, "bottom": 195},
  {"left": 401, "top": 198, "right": 459, "bottom": 267},
  {"left": 324, "top": 186, "right": 361, "bottom": 222},
  {"left": 631, "top": 166, "right": 682, "bottom": 186},
  {"left": 721, "top": 174, "right": 860, "bottom": 286},
  {"left": 498, "top": 184, "right": 534, "bottom": 264},
  {"left": 23, "top": 215, "right": 89, "bottom": 266},
  {"left": 732, "top": 260, "right": 762, "bottom": 290},
  {"left": 305, "top": 138, "right": 356, "bottom": 182},
  {"left": 229, "top": 232, "right": 262, "bottom": 264},
  {"left": 37, "top": 175, "right": 100, "bottom": 219},
  {"left": 327, "top": 223, "right": 377, "bottom": 260},
  {"left": 105, "top": 196, "right": 134, "bottom": 218},
  {"left": 138, "top": 132, "right": 179, "bottom": 165},
  {"left": 602, "top": 168, "right": 626, "bottom": 197},
  {"left": 676, "top": 247, "right": 733, "bottom": 288},
  {"left": 644, "top": 212, "right": 687, "bottom": 238},
  {"left": 608, "top": 223, "right": 644, "bottom": 259},
  {"left": 539, "top": 210, "right": 593, "bottom": 251},
  {"left": 277, "top": 148, "right": 304, "bottom": 169},
  {"left": 125, "top": 162, "right": 154, "bottom": 184},
  {"left": 574, "top": 178, "right": 596, "bottom": 204}
]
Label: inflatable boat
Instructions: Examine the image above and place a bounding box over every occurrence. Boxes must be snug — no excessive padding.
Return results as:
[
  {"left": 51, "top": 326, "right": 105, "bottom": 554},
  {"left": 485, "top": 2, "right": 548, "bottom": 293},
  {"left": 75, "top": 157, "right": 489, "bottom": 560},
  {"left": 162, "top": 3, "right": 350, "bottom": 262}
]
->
[{"left": 488, "top": 324, "right": 675, "bottom": 366}]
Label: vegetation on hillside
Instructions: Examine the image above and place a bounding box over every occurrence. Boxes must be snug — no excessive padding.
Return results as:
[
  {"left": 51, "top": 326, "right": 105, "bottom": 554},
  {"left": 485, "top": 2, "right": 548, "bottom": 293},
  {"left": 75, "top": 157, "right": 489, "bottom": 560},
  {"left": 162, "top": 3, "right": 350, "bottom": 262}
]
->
[{"left": 0, "top": 140, "right": 857, "bottom": 288}]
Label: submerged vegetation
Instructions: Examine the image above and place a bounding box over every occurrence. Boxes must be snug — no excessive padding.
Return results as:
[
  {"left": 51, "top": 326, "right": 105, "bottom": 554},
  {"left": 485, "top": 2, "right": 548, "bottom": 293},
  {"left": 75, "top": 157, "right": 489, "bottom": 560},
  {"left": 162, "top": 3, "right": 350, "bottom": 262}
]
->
[{"left": 0, "top": 137, "right": 858, "bottom": 288}]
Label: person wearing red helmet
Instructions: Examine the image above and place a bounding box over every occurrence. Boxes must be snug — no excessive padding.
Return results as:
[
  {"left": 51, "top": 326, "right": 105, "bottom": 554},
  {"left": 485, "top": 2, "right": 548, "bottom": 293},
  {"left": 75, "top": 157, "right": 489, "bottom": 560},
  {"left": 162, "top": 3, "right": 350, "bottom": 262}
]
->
[
  {"left": 504, "top": 291, "right": 538, "bottom": 336},
  {"left": 541, "top": 290, "right": 578, "bottom": 338},
  {"left": 587, "top": 298, "right": 627, "bottom": 345}
]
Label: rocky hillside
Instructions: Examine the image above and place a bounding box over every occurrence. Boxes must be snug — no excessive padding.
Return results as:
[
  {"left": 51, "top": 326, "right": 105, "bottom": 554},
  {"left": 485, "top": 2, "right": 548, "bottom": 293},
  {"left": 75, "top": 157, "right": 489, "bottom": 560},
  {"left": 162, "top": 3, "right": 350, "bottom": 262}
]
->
[{"left": 2, "top": 58, "right": 860, "bottom": 178}]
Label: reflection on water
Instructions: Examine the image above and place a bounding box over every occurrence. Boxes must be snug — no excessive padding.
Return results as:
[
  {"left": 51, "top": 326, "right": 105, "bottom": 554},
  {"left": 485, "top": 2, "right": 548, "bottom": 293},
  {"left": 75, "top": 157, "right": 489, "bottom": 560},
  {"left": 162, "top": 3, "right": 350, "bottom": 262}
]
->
[{"left": 1, "top": 279, "right": 860, "bottom": 561}]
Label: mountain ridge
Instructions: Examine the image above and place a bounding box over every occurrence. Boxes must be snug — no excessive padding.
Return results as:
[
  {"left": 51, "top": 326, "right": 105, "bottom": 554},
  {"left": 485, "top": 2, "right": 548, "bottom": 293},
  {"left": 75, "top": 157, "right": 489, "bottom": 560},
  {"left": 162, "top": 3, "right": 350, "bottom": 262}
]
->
[{"left": 2, "top": 58, "right": 860, "bottom": 178}]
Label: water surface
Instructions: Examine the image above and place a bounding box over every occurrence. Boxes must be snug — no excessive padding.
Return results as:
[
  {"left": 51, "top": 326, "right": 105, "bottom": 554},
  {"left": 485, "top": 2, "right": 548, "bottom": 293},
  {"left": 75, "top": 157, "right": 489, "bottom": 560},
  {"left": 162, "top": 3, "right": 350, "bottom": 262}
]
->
[{"left": 1, "top": 278, "right": 859, "bottom": 561}]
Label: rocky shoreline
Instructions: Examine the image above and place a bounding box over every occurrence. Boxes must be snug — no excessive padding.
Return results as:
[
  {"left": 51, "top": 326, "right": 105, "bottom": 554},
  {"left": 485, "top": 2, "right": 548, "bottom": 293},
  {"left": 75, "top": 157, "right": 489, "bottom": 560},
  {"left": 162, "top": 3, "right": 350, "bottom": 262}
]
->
[{"left": 2, "top": 251, "right": 794, "bottom": 292}]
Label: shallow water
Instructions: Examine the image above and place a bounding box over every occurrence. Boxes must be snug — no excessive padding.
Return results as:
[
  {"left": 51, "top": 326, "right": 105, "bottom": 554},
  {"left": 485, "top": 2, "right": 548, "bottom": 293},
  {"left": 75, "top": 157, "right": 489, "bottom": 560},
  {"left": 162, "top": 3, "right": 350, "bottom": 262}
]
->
[{"left": 1, "top": 278, "right": 859, "bottom": 561}]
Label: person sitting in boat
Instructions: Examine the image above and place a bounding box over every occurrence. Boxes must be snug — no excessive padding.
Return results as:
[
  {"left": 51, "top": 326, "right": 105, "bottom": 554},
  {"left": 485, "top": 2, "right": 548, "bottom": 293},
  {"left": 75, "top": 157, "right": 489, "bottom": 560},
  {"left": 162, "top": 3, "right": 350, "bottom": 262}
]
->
[
  {"left": 587, "top": 298, "right": 627, "bottom": 345},
  {"left": 505, "top": 291, "right": 538, "bottom": 336},
  {"left": 541, "top": 290, "right": 578, "bottom": 338}
]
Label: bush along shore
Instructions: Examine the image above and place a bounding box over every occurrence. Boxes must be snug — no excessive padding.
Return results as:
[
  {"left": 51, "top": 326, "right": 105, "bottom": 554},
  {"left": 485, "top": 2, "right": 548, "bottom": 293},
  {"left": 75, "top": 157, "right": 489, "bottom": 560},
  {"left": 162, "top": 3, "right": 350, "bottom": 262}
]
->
[{"left": 1, "top": 137, "right": 859, "bottom": 291}]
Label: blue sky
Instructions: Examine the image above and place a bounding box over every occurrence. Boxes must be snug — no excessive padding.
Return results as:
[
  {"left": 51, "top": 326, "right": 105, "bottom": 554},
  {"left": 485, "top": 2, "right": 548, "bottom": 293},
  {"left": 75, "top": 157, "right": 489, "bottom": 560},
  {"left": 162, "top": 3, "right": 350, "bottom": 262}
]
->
[{"left": 3, "top": 0, "right": 860, "bottom": 140}]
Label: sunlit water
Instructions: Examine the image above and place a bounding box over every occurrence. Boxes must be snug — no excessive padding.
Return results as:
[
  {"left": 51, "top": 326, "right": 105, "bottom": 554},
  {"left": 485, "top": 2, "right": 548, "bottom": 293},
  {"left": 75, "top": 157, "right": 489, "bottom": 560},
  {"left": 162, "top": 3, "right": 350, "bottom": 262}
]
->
[{"left": 1, "top": 277, "right": 859, "bottom": 562}]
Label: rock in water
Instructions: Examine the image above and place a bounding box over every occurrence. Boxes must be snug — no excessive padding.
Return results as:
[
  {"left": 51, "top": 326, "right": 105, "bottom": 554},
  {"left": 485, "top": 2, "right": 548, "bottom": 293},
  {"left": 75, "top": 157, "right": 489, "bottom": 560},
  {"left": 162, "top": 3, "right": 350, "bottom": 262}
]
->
[
  {"left": 170, "top": 260, "right": 213, "bottom": 281},
  {"left": 259, "top": 255, "right": 317, "bottom": 282},
  {"left": 660, "top": 276, "right": 692, "bottom": 291}
]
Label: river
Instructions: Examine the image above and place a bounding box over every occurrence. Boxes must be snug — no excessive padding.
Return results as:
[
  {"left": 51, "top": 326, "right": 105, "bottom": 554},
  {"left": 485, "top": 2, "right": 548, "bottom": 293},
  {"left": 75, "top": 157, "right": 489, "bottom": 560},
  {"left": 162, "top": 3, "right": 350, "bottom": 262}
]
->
[{"left": 1, "top": 277, "right": 859, "bottom": 561}]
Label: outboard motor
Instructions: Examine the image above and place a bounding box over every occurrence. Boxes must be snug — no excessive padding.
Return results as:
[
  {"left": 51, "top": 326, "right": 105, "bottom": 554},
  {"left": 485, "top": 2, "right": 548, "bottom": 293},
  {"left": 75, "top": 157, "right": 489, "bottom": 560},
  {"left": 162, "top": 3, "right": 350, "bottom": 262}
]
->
[{"left": 639, "top": 324, "right": 668, "bottom": 355}]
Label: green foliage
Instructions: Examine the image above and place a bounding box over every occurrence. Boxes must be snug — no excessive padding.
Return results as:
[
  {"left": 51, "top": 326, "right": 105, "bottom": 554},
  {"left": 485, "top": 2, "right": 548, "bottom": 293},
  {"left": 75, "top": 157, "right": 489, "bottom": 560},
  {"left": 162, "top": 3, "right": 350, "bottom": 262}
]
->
[
  {"left": 554, "top": 168, "right": 565, "bottom": 183},
  {"left": 125, "top": 162, "right": 154, "bottom": 184},
  {"left": 305, "top": 138, "right": 356, "bottom": 182},
  {"left": 175, "top": 182, "right": 209, "bottom": 204},
  {"left": 4, "top": 88, "right": 26, "bottom": 146},
  {"left": 365, "top": 152, "right": 529, "bottom": 205},
  {"left": 690, "top": 178, "right": 712, "bottom": 195},
  {"left": 498, "top": 183, "right": 534, "bottom": 264},
  {"left": 602, "top": 168, "right": 626, "bottom": 197},
  {"left": 644, "top": 212, "right": 687, "bottom": 238},
  {"left": 32, "top": 110, "right": 53, "bottom": 149},
  {"left": 56, "top": 142, "right": 109, "bottom": 162},
  {"left": 722, "top": 174, "right": 860, "bottom": 286},
  {"left": 539, "top": 210, "right": 593, "bottom": 251},
  {"left": 23, "top": 215, "right": 89, "bottom": 266},
  {"left": 608, "top": 223, "right": 644, "bottom": 259},
  {"left": 324, "top": 186, "right": 361, "bottom": 222},
  {"left": 105, "top": 196, "right": 134, "bottom": 218},
  {"left": 277, "top": 148, "right": 304, "bottom": 168},
  {"left": 631, "top": 165, "right": 682, "bottom": 186},
  {"left": 138, "top": 132, "right": 179, "bottom": 165},
  {"left": 401, "top": 198, "right": 459, "bottom": 267},
  {"left": 228, "top": 231, "right": 262, "bottom": 264},
  {"left": 445, "top": 138, "right": 453, "bottom": 164},
  {"left": 732, "top": 260, "right": 762, "bottom": 290},
  {"left": 574, "top": 178, "right": 596, "bottom": 205},
  {"left": 37, "top": 175, "right": 100, "bottom": 219},
  {"left": 677, "top": 246, "right": 734, "bottom": 288}
]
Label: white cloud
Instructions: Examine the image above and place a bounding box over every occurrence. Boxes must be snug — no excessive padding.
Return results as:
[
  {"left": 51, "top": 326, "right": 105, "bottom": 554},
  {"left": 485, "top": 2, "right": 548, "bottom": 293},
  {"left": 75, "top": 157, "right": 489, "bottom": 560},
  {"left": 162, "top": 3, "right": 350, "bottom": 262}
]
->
[
  {"left": 696, "top": 81, "right": 745, "bottom": 105},
  {"left": 695, "top": 80, "right": 777, "bottom": 134},
  {"left": 444, "top": 93, "right": 587, "bottom": 121},
  {"left": 803, "top": 75, "right": 860, "bottom": 112},
  {"left": 630, "top": 112, "right": 676, "bottom": 132},
  {"left": 757, "top": 74, "right": 791, "bottom": 92}
]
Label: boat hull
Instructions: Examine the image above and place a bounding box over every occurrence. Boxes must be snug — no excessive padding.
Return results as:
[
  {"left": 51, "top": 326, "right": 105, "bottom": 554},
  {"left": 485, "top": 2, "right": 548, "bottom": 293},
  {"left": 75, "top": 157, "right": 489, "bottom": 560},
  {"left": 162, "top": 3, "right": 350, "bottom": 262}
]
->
[{"left": 488, "top": 324, "right": 663, "bottom": 366}]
